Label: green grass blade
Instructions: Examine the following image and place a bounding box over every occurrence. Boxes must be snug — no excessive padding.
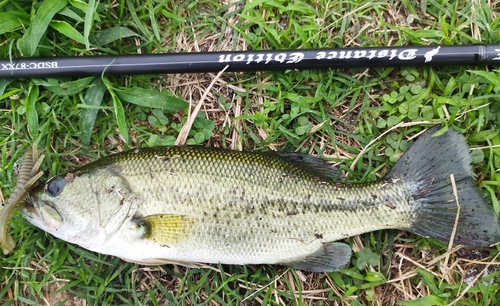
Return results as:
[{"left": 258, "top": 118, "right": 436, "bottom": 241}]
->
[
  {"left": 125, "top": 0, "right": 153, "bottom": 42},
  {"left": 115, "top": 87, "right": 188, "bottom": 111},
  {"left": 18, "top": 0, "right": 69, "bottom": 56},
  {"left": 0, "top": 12, "right": 30, "bottom": 35},
  {"left": 25, "top": 85, "right": 40, "bottom": 139},
  {"left": 148, "top": 1, "right": 161, "bottom": 42},
  {"left": 103, "top": 79, "right": 131, "bottom": 145},
  {"left": 112, "top": 94, "right": 130, "bottom": 146},
  {"left": 43, "top": 77, "right": 95, "bottom": 96},
  {"left": 58, "top": 7, "right": 85, "bottom": 22},
  {"left": 83, "top": 0, "right": 95, "bottom": 50},
  {"left": 398, "top": 295, "right": 447, "bottom": 306},
  {"left": 0, "top": 79, "right": 14, "bottom": 97},
  {"left": 80, "top": 78, "right": 106, "bottom": 146},
  {"left": 90, "top": 27, "right": 140, "bottom": 46},
  {"left": 49, "top": 20, "right": 86, "bottom": 45},
  {"left": 468, "top": 70, "right": 500, "bottom": 88}
]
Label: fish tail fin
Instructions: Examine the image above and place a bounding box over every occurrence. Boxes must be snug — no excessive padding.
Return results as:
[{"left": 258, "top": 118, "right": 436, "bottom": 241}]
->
[{"left": 389, "top": 126, "right": 500, "bottom": 246}]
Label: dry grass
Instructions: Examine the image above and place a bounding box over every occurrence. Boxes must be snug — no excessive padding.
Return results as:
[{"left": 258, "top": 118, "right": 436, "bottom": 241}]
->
[
  {"left": 133, "top": 2, "right": 500, "bottom": 304},
  {"left": 1, "top": 0, "right": 499, "bottom": 305}
]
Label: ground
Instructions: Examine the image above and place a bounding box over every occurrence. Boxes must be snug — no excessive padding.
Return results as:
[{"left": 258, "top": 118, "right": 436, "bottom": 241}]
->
[{"left": 1, "top": 0, "right": 500, "bottom": 305}]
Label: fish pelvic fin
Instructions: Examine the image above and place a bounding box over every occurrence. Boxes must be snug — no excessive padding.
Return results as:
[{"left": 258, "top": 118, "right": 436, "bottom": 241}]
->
[
  {"left": 122, "top": 257, "right": 199, "bottom": 268},
  {"left": 389, "top": 125, "right": 500, "bottom": 247},
  {"left": 281, "top": 242, "right": 351, "bottom": 272}
]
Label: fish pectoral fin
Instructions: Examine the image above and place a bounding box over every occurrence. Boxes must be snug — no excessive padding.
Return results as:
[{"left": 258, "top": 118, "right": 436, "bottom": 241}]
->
[
  {"left": 282, "top": 242, "right": 351, "bottom": 272},
  {"left": 122, "top": 257, "right": 199, "bottom": 268},
  {"left": 134, "top": 214, "right": 193, "bottom": 244}
]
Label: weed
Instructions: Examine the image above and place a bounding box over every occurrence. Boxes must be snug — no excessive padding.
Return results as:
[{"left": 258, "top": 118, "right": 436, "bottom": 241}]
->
[{"left": 1, "top": 0, "right": 499, "bottom": 305}]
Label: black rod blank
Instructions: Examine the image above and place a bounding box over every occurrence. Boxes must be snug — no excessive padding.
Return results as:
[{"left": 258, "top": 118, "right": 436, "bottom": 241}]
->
[{"left": 1, "top": 45, "right": 499, "bottom": 79}]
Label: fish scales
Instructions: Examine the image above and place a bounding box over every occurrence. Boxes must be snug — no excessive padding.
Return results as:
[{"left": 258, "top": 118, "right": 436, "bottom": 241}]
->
[
  {"left": 20, "top": 126, "right": 500, "bottom": 271},
  {"left": 71, "top": 146, "right": 412, "bottom": 264}
]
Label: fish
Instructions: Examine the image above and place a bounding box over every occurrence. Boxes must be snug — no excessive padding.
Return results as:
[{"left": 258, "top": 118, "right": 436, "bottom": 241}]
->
[{"left": 20, "top": 126, "right": 500, "bottom": 272}]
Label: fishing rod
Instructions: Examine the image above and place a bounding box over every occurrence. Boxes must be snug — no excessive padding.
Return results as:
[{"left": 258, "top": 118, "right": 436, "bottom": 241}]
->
[{"left": 1, "top": 44, "right": 499, "bottom": 78}]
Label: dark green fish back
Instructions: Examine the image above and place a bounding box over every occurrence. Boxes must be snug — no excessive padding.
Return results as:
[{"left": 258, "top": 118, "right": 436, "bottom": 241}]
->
[{"left": 73, "top": 146, "right": 340, "bottom": 186}]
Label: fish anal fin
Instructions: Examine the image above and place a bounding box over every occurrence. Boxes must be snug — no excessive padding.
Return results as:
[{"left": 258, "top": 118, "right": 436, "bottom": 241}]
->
[
  {"left": 134, "top": 214, "right": 193, "bottom": 244},
  {"left": 282, "top": 242, "right": 351, "bottom": 272},
  {"left": 122, "top": 257, "right": 199, "bottom": 268},
  {"left": 277, "top": 152, "right": 342, "bottom": 182}
]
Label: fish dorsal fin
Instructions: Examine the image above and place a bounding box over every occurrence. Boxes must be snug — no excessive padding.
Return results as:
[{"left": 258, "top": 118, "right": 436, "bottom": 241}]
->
[
  {"left": 277, "top": 152, "right": 342, "bottom": 182},
  {"left": 282, "top": 242, "right": 351, "bottom": 272},
  {"left": 134, "top": 214, "right": 193, "bottom": 244}
]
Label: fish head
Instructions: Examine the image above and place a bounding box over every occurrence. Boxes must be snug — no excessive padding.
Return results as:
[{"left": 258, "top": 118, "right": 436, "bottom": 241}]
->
[{"left": 22, "top": 168, "right": 136, "bottom": 248}]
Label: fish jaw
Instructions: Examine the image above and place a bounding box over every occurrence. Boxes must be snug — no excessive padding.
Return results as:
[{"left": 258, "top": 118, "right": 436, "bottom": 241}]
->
[{"left": 21, "top": 191, "right": 108, "bottom": 247}]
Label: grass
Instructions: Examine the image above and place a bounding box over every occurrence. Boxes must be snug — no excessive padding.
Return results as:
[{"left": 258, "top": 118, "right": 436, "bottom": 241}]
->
[{"left": 1, "top": 0, "right": 500, "bottom": 305}]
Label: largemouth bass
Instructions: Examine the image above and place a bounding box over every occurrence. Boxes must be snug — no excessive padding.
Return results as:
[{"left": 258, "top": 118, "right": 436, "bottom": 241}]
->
[{"left": 21, "top": 126, "right": 500, "bottom": 272}]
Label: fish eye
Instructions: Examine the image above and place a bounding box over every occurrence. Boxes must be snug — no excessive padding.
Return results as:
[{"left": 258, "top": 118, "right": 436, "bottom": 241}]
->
[{"left": 46, "top": 177, "right": 66, "bottom": 197}]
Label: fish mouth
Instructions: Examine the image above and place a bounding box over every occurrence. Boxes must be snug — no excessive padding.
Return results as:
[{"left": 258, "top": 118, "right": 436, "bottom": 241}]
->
[
  {"left": 21, "top": 184, "right": 44, "bottom": 213},
  {"left": 19, "top": 193, "right": 45, "bottom": 227},
  {"left": 20, "top": 192, "right": 63, "bottom": 233}
]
